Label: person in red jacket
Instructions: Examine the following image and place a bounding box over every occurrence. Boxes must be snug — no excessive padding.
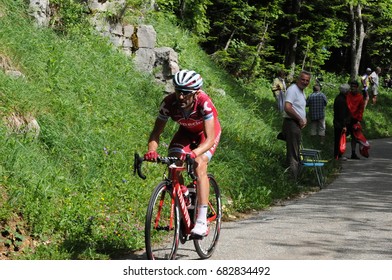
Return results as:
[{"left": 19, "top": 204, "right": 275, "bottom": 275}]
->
[{"left": 346, "top": 80, "right": 365, "bottom": 159}]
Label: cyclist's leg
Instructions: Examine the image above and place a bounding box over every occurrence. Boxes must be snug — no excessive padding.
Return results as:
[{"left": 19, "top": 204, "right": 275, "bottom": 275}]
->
[
  {"left": 169, "top": 128, "right": 221, "bottom": 236},
  {"left": 192, "top": 132, "right": 221, "bottom": 236},
  {"left": 194, "top": 174, "right": 222, "bottom": 259},
  {"left": 168, "top": 134, "right": 210, "bottom": 236},
  {"left": 168, "top": 129, "right": 194, "bottom": 185},
  {"left": 191, "top": 154, "right": 210, "bottom": 236}
]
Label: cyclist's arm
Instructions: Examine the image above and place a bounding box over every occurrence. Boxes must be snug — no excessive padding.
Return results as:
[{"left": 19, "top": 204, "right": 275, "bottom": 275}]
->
[
  {"left": 193, "top": 118, "right": 215, "bottom": 157},
  {"left": 147, "top": 118, "right": 167, "bottom": 152}
]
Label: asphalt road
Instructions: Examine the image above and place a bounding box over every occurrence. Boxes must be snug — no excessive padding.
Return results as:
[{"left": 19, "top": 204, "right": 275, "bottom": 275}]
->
[{"left": 131, "top": 137, "right": 392, "bottom": 260}]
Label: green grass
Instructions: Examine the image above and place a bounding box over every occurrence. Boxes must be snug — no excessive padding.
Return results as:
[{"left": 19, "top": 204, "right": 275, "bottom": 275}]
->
[{"left": 1, "top": 0, "right": 391, "bottom": 259}]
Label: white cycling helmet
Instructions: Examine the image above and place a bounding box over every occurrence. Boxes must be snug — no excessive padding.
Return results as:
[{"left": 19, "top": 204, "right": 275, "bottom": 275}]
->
[{"left": 173, "top": 70, "right": 203, "bottom": 92}]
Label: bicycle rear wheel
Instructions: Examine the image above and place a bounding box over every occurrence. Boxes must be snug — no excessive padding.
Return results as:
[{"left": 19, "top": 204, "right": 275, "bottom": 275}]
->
[
  {"left": 145, "top": 181, "right": 179, "bottom": 260},
  {"left": 194, "top": 174, "right": 222, "bottom": 259}
]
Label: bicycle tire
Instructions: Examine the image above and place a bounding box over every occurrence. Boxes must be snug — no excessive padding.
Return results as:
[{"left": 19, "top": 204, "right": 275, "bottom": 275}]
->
[
  {"left": 145, "top": 181, "right": 180, "bottom": 260},
  {"left": 194, "top": 174, "right": 222, "bottom": 259}
]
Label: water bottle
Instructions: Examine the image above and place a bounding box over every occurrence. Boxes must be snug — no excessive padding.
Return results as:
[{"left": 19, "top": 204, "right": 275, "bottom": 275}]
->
[
  {"left": 181, "top": 185, "right": 191, "bottom": 207},
  {"left": 187, "top": 183, "right": 196, "bottom": 210}
]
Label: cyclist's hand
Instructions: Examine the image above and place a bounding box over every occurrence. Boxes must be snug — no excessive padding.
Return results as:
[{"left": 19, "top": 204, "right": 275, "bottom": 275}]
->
[
  {"left": 144, "top": 151, "right": 159, "bottom": 162},
  {"left": 180, "top": 151, "right": 197, "bottom": 161}
]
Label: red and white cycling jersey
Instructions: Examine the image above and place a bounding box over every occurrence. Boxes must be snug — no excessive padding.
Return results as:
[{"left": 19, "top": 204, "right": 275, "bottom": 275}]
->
[
  {"left": 157, "top": 91, "right": 221, "bottom": 159},
  {"left": 158, "top": 91, "right": 221, "bottom": 134}
]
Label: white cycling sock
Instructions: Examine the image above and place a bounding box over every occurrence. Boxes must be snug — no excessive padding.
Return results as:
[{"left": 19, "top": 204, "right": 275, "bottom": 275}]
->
[{"left": 197, "top": 205, "right": 208, "bottom": 224}]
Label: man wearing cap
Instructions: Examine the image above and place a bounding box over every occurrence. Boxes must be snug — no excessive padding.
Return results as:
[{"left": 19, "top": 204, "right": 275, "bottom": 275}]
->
[{"left": 361, "top": 68, "right": 372, "bottom": 108}]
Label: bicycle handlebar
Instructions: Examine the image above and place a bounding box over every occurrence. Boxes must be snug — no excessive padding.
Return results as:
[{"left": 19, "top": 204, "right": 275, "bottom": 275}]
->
[
  {"left": 134, "top": 153, "right": 147, "bottom": 180},
  {"left": 133, "top": 153, "right": 197, "bottom": 180}
]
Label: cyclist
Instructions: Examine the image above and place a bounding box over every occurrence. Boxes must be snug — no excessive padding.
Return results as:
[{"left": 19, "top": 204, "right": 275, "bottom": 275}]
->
[{"left": 144, "top": 69, "right": 221, "bottom": 238}]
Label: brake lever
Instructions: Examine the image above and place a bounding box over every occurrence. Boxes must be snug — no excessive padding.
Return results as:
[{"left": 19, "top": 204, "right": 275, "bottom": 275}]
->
[{"left": 186, "top": 154, "right": 197, "bottom": 180}]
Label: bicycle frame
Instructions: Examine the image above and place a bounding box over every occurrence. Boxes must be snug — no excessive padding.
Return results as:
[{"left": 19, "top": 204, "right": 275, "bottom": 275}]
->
[
  {"left": 135, "top": 154, "right": 196, "bottom": 236},
  {"left": 134, "top": 152, "right": 222, "bottom": 259},
  {"left": 161, "top": 166, "right": 218, "bottom": 237}
]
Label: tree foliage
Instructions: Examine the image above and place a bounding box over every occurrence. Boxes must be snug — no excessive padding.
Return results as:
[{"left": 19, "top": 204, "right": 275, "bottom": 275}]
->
[
  {"left": 155, "top": 0, "right": 212, "bottom": 36},
  {"left": 155, "top": 0, "right": 392, "bottom": 80},
  {"left": 48, "top": 0, "right": 392, "bottom": 81}
]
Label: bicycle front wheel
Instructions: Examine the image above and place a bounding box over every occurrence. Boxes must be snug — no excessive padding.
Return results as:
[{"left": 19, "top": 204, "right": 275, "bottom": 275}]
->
[
  {"left": 194, "top": 174, "right": 222, "bottom": 259},
  {"left": 145, "top": 181, "right": 179, "bottom": 260}
]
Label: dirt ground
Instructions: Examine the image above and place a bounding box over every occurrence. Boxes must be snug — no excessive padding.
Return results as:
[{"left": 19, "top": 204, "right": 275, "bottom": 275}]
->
[{"left": 0, "top": 186, "right": 34, "bottom": 260}]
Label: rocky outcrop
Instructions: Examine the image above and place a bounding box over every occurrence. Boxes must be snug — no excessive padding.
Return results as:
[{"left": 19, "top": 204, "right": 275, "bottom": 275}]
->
[
  {"left": 154, "top": 47, "right": 179, "bottom": 92},
  {"left": 88, "top": 0, "right": 179, "bottom": 93},
  {"left": 3, "top": 112, "right": 41, "bottom": 139},
  {"left": 28, "top": 0, "right": 179, "bottom": 93},
  {"left": 28, "top": 0, "right": 50, "bottom": 27}
]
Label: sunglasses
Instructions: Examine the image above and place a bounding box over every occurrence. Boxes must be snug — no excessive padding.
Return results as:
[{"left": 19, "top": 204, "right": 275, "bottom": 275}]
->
[{"left": 175, "top": 89, "right": 196, "bottom": 96}]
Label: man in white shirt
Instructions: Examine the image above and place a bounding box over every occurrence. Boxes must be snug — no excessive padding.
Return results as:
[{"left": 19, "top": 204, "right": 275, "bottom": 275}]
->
[
  {"left": 282, "top": 70, "right": 311, "bottom": 180},
  {"left": 369, "top": 67, "right": 381, "bottom": 105}
]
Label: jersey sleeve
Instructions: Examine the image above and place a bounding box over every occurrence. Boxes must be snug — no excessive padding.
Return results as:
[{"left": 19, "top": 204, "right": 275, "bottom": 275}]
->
[{"left": 198, "top": 93, "right": 216, "bottom": 121}]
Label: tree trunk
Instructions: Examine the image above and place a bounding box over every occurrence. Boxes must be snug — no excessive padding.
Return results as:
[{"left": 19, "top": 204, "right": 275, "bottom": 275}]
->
[
  {"left": 256, "top": 23, "right": 269, "bottom": 53},
  {"left": 179, "top": 0, "right": 186, "bottom": 20},
  {"left": 247, "top": 23, "right": 269, "bottom": 80},
  {"left": 349, "top": 3, "right": 366, "bottom": 81},
  {"left": 285, "top": 0, "right": 301, "bottom": 79},
  {"left": 224, "top": 29, "right": 236, "bottom": 51},
  {"left": 302, "top": 41, "right": 311, "bottom": 70}
]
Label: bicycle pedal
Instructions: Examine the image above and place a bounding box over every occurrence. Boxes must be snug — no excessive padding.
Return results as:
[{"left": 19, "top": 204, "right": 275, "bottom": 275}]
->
[
  {"left": 190, "top": 233, "right": 205, "bottom": 240},
  {"left": 179, "top": 232, "right": 187, "bottom": 244}
]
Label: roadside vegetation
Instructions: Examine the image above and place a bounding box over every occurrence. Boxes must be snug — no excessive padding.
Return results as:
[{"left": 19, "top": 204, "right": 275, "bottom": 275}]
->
[{"left": 1, "top": 0, "right": 391, "bottom": 259}]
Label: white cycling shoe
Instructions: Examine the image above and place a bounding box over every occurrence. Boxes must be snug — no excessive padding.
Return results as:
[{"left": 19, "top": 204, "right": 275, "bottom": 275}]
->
[{"left": 191, "top": 220, "right": 208, "bottom": 237}]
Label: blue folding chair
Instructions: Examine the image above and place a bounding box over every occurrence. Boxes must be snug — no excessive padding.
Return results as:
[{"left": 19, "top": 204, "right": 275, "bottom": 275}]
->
[{"left": 300, "top": 147, "right": 327, "bottom": 188}]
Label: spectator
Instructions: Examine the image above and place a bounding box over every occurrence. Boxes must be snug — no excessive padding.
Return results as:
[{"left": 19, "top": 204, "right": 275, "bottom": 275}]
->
[
  {"left": 346, "top": 80, "right": 365, "bottom": 160},
  {"left": 369, "top": 67, "right": 381, "bottom": 105},
  {"left": 383, "top": 69, "right": 391, "bottom": 88},
  {"left": 333, "top": 84, "right": 351, "bottom": 160},
  {"left": 306, "top": 84, "right": 328, "bottom": 144},
  {"left": 271, "top": 69, "right": 287, "bottom": 112},
  {"left": 282, "top": 70, "right": 311, "bottom": 180},
  {"left": 361, "top": 68, "right": 372, "bottom": 108}
]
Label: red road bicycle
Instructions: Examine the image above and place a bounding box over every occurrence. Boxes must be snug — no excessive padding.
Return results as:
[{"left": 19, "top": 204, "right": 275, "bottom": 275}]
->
[{"left": 134, "top": 153, "right": 222, "bottom": 260}]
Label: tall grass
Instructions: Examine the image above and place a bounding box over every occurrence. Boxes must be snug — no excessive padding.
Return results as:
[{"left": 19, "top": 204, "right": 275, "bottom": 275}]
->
[{"left": 1, "top": 0, "right": 391, "bottom": 259}]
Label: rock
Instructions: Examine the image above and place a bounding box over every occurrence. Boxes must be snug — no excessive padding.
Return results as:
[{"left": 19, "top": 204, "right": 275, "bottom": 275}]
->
[
  {"left": 3, "top": 112, "right": 40, "bottom": 138},
  {"left": 28, "top": 0, "right": 50, "bottom": 27},
  {"left": 27, "top": 1, "right": 180, "bottom": 93}
]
